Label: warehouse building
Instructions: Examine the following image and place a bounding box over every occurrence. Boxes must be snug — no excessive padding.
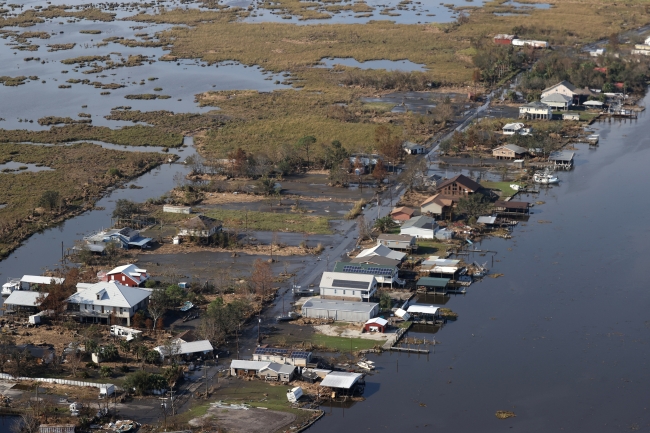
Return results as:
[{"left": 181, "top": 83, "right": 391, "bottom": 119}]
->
[{"left": 301, "top": 299, "right": 379, "bottom": 322}]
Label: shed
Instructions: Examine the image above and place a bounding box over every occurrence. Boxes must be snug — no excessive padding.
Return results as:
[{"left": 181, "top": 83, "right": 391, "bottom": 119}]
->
[
  {"left": 376, "top": 234, "right": 416, "bottom": 251},
  {"left": 415, "top": 277, "right": 450, "bottom": 293},
  {"left": 494, "top": 200, "right": 530, "bottom": 215},
  {"left": 364, "top": 317, "right": 388, "bottom": 333},
  {"left": 301, "top": 299, "right": 379, "bottom": 322},
  {"left": 259, "top": 363, "right": 296, "bottom": 382}
]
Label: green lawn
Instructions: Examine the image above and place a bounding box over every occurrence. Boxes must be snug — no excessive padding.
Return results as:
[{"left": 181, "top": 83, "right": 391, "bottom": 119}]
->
[
  {"left": 413, "top": 239, "right": 448, "bottom": 258},
  {"left": 310, "top": 334, "right": 385, "bottom": 351},
  {"left": 481, "top": 181, "right": 522, "bottom": 198},
  {"left": 579, "top": 112, "right": 599, "bottom": 122}
]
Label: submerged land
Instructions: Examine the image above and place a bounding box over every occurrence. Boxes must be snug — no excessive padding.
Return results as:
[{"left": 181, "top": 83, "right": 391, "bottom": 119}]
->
[{"left": 1, "top": 0, "right": 650, "bottom": 432}]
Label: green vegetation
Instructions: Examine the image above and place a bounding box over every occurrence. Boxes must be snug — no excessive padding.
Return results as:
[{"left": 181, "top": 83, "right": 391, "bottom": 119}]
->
[
  {"left": 481, "top": 181, "right": 521, "bottom": 197},
  {"left": 414, "top": 239, "right": 447, "bottom": 257},
  {"left": 310, "top": 334, "right": 384, "bottom": 351},
  {"left": 38, "top": 116, "right": 91, "bottom": 126}
]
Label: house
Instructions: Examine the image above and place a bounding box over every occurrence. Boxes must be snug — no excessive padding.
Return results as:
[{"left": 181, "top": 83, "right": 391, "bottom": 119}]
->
[
  {"left": 421, "top": 194, "right": 454, "bottom": 219},
  {"left": 376, "top": 234, "right": 416, "bottom": 251},
  {"left": 419, "top": 257, "right": 464, "bottom": 279},
  {"left": 562, "top": 112, "right": 580, "bottom": 121},
  {"left": 4, "top": 291, "right": 47, "bottom": 314},
  {"left": 492, "top": 144, "right": 528, "bottom": 160},
  {"left": 253, "top": 346, "right": 312, "bottom": 367},
  {"left": 435, "top": 174, "right": 481, "bottom": 197},
  {"left": 356, "top": 244, "right": 407, "bottom": 262},
  {"left": 541, "top": 80, "right": 576, "bottom": 99},
  {"left": 364, "top": 317, "right": 388, "bottom": 333},
  {"left": 66, "top": 281, "right": 151, "bottom": 325},
  {"left": 403, "top": 141, "right": 425, "bottom": 155},
  {"left": 333, "top": 261, "right": 405, "bottom": 287},
  {"left": 400, "top": 215, "right": 439, "bottom": 239},
  {"left": 154, "top": 339, "right": 214, "bottom": 360},
  {"left": 105, "top": 264, "right": 149, "bottom": 287},
  {"left": 19, "top": 275, "right": 64, "bottom": 291},
  {"left": 415, "top": 277, "right": 450, "bottom": 294},
  {"left": 163, "top": 205, "right": 192, "bottom": 214},
  {"left": 259, "top": 363, "right": 296, "bottom": 382},
  {"left": 493, "top": 34, "right": 516, "bottom": 45},
  {"left": 519, "top": 101, "right": 552, "bottom": 120},
  {"left": 301, "top": 299, "right": 379, "bottom": 322},
  {"left": 350, "top": 255, "right": 402, "bottom": 268},
  {"left": 82, "top": 227, "right": 152, "bottom": 252},
  {"left": 319, "top": 272, "right": 377, "bottom": 301},
  {"left": 541, "top": 93, "right": 573, "bottom": 111},
  {"left": 494, "top": 200, "right": 530, "bottom": 215},
  {"left": 40, "top": 425, "right": 75, "bottom": 433},
  {"left": 230, "top": 360, "right": 271, "bottom": 378},
  {"left": 548, "top": 150, "right": 575, "bottom": 169},
  {"left": 178, "top": 215, "right": 222, "bottom": 238},
  {"left": 502, "top": 122, "right": 526, "bottom": 135},
  {"left": 390, "top": 206, "right": 416, "bottom": 222},
  {"left": 320, "top": 371, "right": 364, "bottom": 395}
]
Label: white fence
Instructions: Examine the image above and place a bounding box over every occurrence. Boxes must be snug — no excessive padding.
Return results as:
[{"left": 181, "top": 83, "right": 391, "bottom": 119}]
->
[{"left": 0, "top": 373, "right": 116, "bottom": 394}]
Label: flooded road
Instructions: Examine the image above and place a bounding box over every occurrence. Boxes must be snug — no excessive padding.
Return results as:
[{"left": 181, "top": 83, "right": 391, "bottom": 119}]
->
[{"left": 307, "top": 106, "right": 650, "bottom": 431}]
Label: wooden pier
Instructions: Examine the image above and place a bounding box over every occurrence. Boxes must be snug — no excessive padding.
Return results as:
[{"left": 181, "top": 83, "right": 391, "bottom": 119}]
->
[{"left": 389, "top": 346, "right": 430, "bottom": 354}]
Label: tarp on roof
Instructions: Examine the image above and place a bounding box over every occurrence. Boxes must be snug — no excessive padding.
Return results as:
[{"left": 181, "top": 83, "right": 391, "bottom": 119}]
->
[
  {"left": 5, "top": 291, "right": 47, "bottom": 307},
  {"left": 320, "top": 371, "right": 363, "bottom": 389},
  {"left": 407, "top": 304, "right": 440, "bottom": 315}
]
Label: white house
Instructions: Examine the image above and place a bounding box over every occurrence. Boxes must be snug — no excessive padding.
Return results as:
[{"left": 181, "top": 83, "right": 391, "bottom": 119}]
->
[
  {"left": 178, "top": 215, "right": 222, "bottom": 238},
  {"left": 519, "top": 101, "right": 552, "bottom": 120},
  {"left": 319, "top": 272, "right": 377, "bottom": 302},
  {"left": 541, "top": 93, "right": 572, "bottom": 110},
  {"left": 403, "top": 141, "right": 425, "bottom": 155},
  {"left": 502, "top": 122, "right": 524, "bottom": 135},
  {"left": 356, "top": 244, "right": 406, "bottom": 262},
  {"left": 66, "top": 281, "right": 151, "bottom": 326},
  {"left": 400, "top": 215, "right": 439, "bottom": 239},
  {"left": 541, "top": 80, "right": 576, "bottom": 99}
]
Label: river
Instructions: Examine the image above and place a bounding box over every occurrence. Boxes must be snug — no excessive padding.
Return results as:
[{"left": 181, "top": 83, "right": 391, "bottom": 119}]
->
[{"left": 305, "top": 100, "right": 650, "bottom": 431}]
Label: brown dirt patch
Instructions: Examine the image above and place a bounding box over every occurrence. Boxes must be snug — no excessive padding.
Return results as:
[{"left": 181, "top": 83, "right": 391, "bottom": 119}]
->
[
  {"left": 190, "top": 406, "right": 296, "bottom": 433},
  {"left": 136, "top": 241, "right": 313, "bottom": 257}
]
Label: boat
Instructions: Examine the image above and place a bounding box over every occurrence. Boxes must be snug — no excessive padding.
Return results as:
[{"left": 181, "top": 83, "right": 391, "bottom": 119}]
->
[
  {"left": 357, "top": 360, "right": 375, "bottom": 370},
  {"left": 1, "top": 278, "right": 20, "bottom": 296},
  {"left": 533, "top": 170, "right": 559, "bottom": 184}
]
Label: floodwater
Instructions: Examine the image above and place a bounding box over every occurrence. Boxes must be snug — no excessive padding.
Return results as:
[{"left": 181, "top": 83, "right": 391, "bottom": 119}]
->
[
  {"left": 0, "top": 161, "right": 52, "bottom": 172},
  {"left": 503, "top": 0, "right": 551, "bottom": 9},
  {"left": 0, "top": 136, "right": 195, "bottom": 278},
  {"left": 307, "top": 101, "right": 650, "bottom": 431},
  {"left": 318, "top": 58, "right": 426, "bottom": 72}
]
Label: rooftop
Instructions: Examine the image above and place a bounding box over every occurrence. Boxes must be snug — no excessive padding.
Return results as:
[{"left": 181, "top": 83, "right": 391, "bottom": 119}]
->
[
  {"left": 356, "top": 244, "right": 406, "bottom": 261},
  {"left": 377, "top": 234, "right": 415, "bottom": 242},
  {"left": 494, "top": 144, "right": 528, "bottom": 154},
  {"left": 495, "top": 200, "right": 530, "bottom": 209},
  {"left": 436, "top": 174, "right": 481, "bottom": 193},
  {"left": 253, "top": 346, "right": 311, "bottom": 359},
  {"left": 302, "top": 299, "right": 379, "bottom": 314},
  {"left": 261, "top": 363, "right": 297, "bottom": 375},
  {"left": 350, "top": 255, "right": 402, "bottom": 267},
  {"left": 66, "top": 281, "right": 151, "bottom": 308},
  {"left": 5, "top": 291, "right": 47, "bottom": 307},
  {"left": 407, "top": 304, "right": 440, "bottom": 315},
  {"left": 416, "top": 277, "right": 450, "bottom": 288},
  {"left": 333, "top": 262, "right": 396, "bottom": 277},
  {"left": 401, "top": 215, "right": 438, "bottom": 230},
  {"left": 230, "top": 360, "right": 270, "bottom": 370},
  {"left": 548, "top": 151, "right": 575, "bottom": 161},
  {"left": 543, "top": 80, "right": 576, "bottom": 94},
  {"left": 365, "top": 317, "right": 389, "bottom": 326},
  {"left": 319, "top": 272, "right": 376, "bottom": 290},
  {"left": 391, "top": 206, "right": 415, "bottom": 216},
  {"left": 320, "top": 371, "right": 363, "bottom": 389},
  {"left": 21, "top": 275, "right": 64, "bottom": 285}
]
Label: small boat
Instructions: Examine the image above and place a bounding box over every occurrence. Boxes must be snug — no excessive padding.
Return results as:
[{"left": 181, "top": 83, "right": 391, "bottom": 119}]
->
[
  {"left": 1, "top": 278, "right": 20, "bottom": 296},
  {"left": 533, "top": 170, "right": 559, "bottom": 184},
  {"left": 357, "top": 360, "right": 375, "bottom": 370}
]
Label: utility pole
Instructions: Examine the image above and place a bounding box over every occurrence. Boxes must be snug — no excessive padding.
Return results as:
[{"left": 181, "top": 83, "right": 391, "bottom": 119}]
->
[
  {"left": 257, "top": 315, "right": 261, "bottom": 344},
  {"left": 161, "top": 402, "right": 167, "bottom": 431},
  {"left": 236, "top": 322, "right": 240, "bottom": 359}
]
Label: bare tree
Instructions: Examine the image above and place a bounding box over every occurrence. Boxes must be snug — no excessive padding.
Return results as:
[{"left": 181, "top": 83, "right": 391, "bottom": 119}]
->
[{"left": 250, "top": 259, "right": 274, "bottom": 300}]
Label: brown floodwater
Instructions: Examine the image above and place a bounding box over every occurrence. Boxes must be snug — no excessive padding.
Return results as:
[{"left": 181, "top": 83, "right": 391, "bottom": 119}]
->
[{"left": 306, "top": 100, "right": 650, "bottom": 431}]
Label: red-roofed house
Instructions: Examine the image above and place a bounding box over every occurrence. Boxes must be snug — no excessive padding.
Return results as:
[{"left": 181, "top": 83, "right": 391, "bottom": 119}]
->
[
  {"left": 390, "top": 206, "right": 416, "bottom": 222},
  {"left": 104, "top": 264, "right": 149, "bottom": 287}
]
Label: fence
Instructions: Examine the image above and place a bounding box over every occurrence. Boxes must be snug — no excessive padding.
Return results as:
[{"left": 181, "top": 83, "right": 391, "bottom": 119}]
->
[{"left": 0, "top": 374, "right": 117, "bottom": 394}]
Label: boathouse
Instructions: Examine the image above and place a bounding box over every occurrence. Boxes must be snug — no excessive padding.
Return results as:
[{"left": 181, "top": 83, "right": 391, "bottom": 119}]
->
[
  {"left": 415, "top": 277, "right": 450, "bottom": 294},
  {"left": 548, "top": 151, "right": 575, "bottom": 169},
  {"left": 320, "top": 371, "right": 365, "bottom": 396},
  {"left": 494, "top": 200, "right": 530, "bottom": 215}
]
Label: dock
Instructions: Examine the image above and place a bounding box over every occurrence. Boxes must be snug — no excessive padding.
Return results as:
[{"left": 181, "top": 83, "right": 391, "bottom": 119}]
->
[
  {"left": 389, "top": 346, "right": 430, "bottom": 354},
  {"left": 382, "top": 322, "right": 432, "bottom": 354}
]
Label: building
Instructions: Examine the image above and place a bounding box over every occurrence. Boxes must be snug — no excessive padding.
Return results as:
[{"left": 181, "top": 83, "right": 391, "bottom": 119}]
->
[
  {"left": 400, "top": 215, "right": 439, "bottom": 239},
  {"left": 4, "top": 291, "right": 47, "bottom": 314},
  {"left": 502, "top": 122, "right": 525, "bottom": 135},
  {"left": 541, "top": 93, "right": 573, "bottom": 111},
  {"left": 66, "top": 281, "right": 151, "bottom": 325},
  {"left": 178, "top": 215, "right": 222, "bottom": 238},
  {"left": 519, "top": 101, "right": 552, "bottom": 120},
  {"left": 477, "top": 215, "right": 497, "bottom": 226},
  {"left": 541, "top": 80, "right": 576, "bottom": 99},
  {"left": 435, "top": 174, "right": 481, "bottom": 197},
  {"left": 492, "top": 144, "right": 528, "bottom": 160},
  {"left": 40, "top": 425, "right": 75, "bottom": 433},
  {"left": 319, "top": 272, "right": 377, "bottom": 301},
  {"left": 320, "top": 371, "right": 364, "bottom": 395},
  {"left": 563, "top": 112, "right": 580, "bottom": 121},
  {"left": 494, "top": 200, "right": 530, "bottom": 215},
  {"left": 104, "top": 264, "right": 149, "bottom": 287},
  {"left": 154, "top": 339, "right": 214, "bottom": 360},
  {"left": 403, "top": 141, "right": 425, "bottom": 155},
  {"left": 258, "top": 363, "right": 296, "bottom": 382},
  {"left": 421, "top": 194, "right": 454, "bottom": 219},
  {"left": 548, "top": 150, "right": 575, "bottom": 169},
  {"left": 406, "top": 304, "right": 440, "bottom": 320},
  {"left": 415, "top": 277, "right": 450, "bottom": 294},
  {"left": 390, "top": 206, "right": 416, "bottom": 222},
  {"left": 163, "top": 205, "right": 192, "bottom": 214},
  {"left": 434, "top": 228, "right": 454, "bottom": 240},
  {"left": 350, "top": 255, "right": 402, "bottom": 268},
  {"left": 230, "top": 360, "right": 271, "bottom": 378},
  {"left": 18, "top": 275, "right": 64, "bottom": 291},
  {"left": 493, "top": 34, "right": 516, "bottom": 45},
  {"left": 356, "top": 244, "right": 406, "bottom": 262},
  {"left": 333, "top": 261, "right": 404, "bottom": 287},
  {"left": 376, "top": 234, "right": 416, "bottom": 251},
  {"left": 81, "top": 227, "right": 152, "bottom": 252},
  {"left": 253, "top": 347, "right": 312, "bottom": 367},
  {"left": 301, "top": 299, "right": 379, "bottom": 322},
  {"left": 364, "top": 317, "right": 388, "bottom": 333},
  {"left": 419, "top": 257, "right": 463, "bottom": 279}
]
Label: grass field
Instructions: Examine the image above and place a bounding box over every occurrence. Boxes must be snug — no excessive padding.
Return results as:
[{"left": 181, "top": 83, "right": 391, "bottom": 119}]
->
[
  {"left": 310, "top": 334, "right": 385, "bottom": 351},
  {"left": 413, "top": 239, "right": 448, "bottom": 258},
  {"left": 481, "top": 181, "right": 522, "bottom": 197}
]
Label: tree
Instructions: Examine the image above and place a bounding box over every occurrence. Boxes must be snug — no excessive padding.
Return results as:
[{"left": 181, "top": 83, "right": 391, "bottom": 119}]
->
[
  {"left": 372, "top": 161, "right": 387, "bottom": 184},
  {"left": 38, "top": 190, "right": 60, "bottom": 212},
  {"left": 165, "top": 285, "right": 186, "bottom": 307},
  {"left": 250, "top": 259, "right": 273, "bottom": 299},
  {"left": 324, "top": 140, "right": 349, "bottom": 169},
  {"left": 297, "top": 135, "right": 316, "bottom": 171},
  {"left": 123, "top": 370, "right": 166, "bottom": 396},
  {"left": 374, "top": 215, "right": 395, "bottom": 233},
  {"left": 112, "top": 199, "right": 141, "bottom": 219},
  {"left": 457, "top": 193, "right": 490, "bottom": 221},
  {"left": 379, "top": 293, "right": 392, "bottom": 310},
  {"left": 148, "top": 287, "right": 172, "bottom": 330},
  {"left": 357, "top": 215, "right": 373, "bottom": 241},
  {"left": 66, "top": 342, "right": 83, "bottom": 377},
  {"left": 119, "top": 340, "right": 131, "bottom": 363},
  {"left": 101, "top": 344, "right": 119, "bottom": 362}
]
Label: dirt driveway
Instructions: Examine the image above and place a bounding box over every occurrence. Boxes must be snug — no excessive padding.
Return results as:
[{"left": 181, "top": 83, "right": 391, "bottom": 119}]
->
[{"left": 189, "top": 406, "right": 296, "bottom": 433}]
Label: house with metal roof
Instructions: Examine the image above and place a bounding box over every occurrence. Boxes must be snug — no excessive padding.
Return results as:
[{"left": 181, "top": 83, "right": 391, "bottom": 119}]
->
[
  {"left": 421, "top": 194, "right": 454, "bottom": 219},
  {"left": 301, "top": 299, "right": 379, "bottom": 322},
  {"left": 319, "top": 272, "right": 377, "bottom": 301},
  {"left": 66, "top": 281, "right": 151, "bottom": 325},
  {"left": 541, "top": 93, "right": 573, "bottom": 110},
  {"left": 230, "top": 360, "right": 270, "bottom": 377},
  {"left": 492, "top": 144, "right": 528, "bottom": 160},
  {"left": 400, "top": 215, "right": 439, "bottom": 239},
  {"left": 4, "top": 291, "right": 48, "bottom": 313},
  {"left": 104, "top": 264, "right": 149, "bottom": 287},
  {"left": 356, "top": 244, "right": 406, "bottom": 262},
  {"left": 253, "top": 346, "right": 312, "bottom": 367},
  {"left": 403, "top": 141, "right": 426, "bottom": 155},
  {"left": 519, "top": 101, "right": 552, "bottom": 120},
  {"left": 541, "top": 80, "right": 576, "bottom": 99},
  {"left": 548, "top": 151, "right": 575, "bottom": 169},
  {"left": 333, "top": 261, "right": 405, "bottom": 287},
  {"left": 154, "top": 339, "right": 214, "bottom": 359},
  {"left": 376, "top": 234, "right": 416, "bottom": 251},
  {"left": 320, "top": 371, "right": 364, "bottom": 395},
  {"left": 259, "top": 363, "right": 297, "bottom": 382},
  {"left": 178, "top": 215, "right": 222, "bottom": 238},
  {"left": 415, "top": 277, "right": 450, "bottom": 294}
]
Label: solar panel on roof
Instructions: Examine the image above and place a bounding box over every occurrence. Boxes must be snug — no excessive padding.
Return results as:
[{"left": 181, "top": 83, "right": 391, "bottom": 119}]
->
[
  {"left": 342, "top": 265, "right": 393, "bottom": 276},
  {"left": 331, "top": 279, "right": 370, "bottom": 289}
]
